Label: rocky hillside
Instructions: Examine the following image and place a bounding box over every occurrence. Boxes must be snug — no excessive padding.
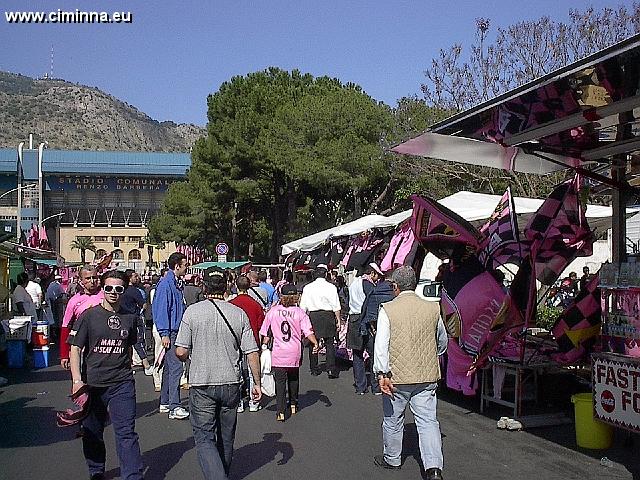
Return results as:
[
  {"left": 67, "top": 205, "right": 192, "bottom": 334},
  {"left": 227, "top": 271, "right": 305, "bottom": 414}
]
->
[{"left": 0, "top": 71, "right": 205, "bottom": 151}]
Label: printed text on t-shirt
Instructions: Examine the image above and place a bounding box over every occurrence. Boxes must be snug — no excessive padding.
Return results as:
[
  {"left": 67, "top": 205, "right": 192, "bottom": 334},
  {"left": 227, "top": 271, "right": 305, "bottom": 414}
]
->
[{"left": 93, "top": 338, "right": 126, "bottom": 354}]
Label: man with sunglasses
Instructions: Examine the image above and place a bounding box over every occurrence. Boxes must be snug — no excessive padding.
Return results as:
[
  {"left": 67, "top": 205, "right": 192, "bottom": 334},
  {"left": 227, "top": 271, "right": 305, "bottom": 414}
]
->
[
  {"left": 69, "top": 270, "right": 144, "bottom": 480},
  {"left": 60, "top": 265, "right": 104, "bottom": 369}
]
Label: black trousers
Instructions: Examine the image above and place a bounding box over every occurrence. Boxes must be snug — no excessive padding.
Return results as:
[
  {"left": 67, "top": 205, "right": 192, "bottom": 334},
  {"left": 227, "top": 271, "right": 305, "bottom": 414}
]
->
[
  {"left": 308, "top": 338, "right": 336, "bottom": 373},
  {"left": 273, "top": 367, "right": 300, "bottom": 415}
]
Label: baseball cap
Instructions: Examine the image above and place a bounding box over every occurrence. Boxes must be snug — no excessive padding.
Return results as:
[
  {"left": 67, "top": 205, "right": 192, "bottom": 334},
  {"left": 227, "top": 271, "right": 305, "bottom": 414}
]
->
[
  {"left": 369, "top": 262, "right": 384, "bottom": 276},
  {"left": 281, "top": 284, "right": 298, "bottom": 295}
]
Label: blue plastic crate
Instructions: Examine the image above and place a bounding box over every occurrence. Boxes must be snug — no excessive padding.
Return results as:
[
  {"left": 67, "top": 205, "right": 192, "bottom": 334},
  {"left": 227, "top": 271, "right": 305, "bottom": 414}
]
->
[{"left": 7, "top": 340, "right": 26, "bottom": 368}]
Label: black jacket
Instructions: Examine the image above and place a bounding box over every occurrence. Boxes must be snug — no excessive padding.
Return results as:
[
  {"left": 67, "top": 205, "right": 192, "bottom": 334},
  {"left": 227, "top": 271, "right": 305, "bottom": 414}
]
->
[{"left": 361, "top": 280, "right": 395, "bottom": 329}]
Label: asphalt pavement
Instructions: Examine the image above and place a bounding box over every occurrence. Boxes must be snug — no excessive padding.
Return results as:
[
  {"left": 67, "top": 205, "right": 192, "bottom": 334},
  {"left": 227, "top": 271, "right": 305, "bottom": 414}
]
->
[{"left": 1, "top": 349, "right": 638, "bottom": 480}]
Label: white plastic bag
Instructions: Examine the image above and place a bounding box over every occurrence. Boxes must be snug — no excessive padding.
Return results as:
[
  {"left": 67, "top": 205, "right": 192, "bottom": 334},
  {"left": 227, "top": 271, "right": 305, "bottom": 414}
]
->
[{"left": 260, "top": 348, "right": 275, "bottom": 397}]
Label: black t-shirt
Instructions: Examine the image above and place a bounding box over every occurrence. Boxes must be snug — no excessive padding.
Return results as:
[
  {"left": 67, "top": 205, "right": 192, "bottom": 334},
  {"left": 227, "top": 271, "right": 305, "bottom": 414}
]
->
[
  {"left": 69, "top": 305, "right": 137, "bottom": 387},
  {"left": 119, "top": 285, "right": 145, "bottom": 316}
]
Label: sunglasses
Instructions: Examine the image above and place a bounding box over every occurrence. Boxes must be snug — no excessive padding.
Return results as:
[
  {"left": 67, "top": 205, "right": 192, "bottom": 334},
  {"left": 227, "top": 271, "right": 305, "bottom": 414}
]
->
[{"left": 103, "top": 285, "right": 125, "bottom": 294}]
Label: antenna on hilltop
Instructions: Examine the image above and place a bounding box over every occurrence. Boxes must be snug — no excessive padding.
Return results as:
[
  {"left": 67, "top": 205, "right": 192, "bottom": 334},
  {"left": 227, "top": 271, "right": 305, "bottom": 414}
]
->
[{"left": 50, "top": 45, "right": 54, "bottom": 79}]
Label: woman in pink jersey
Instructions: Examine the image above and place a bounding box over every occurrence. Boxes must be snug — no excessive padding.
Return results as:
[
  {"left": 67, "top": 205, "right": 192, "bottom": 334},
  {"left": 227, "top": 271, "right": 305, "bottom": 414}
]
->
[{"left": 260, "top": 284, "right": 318, "bottom": 421}]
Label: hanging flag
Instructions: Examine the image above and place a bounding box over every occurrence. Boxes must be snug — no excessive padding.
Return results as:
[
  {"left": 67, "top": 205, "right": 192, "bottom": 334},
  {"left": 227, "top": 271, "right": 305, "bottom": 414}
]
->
[
  {"left": 440, "top": 254, "right": 506, "bottom": 356},
  {"left": 38, "top": 225, "right": 50, "bottom": 250},
  {"left": 524, "top": 174, "right": 594, "bottom": 285},
  {"left": 410, "top": 195, "right": 482, "bottom": 249},
  {"left": 471, "top": 252, "right": 538, "bottom": 371},
  {"left": 552, "top": 274, "right": 601, "bottom": 364},
  {"left": 478, "top": 186, "right": 525, "bottom": 269}
]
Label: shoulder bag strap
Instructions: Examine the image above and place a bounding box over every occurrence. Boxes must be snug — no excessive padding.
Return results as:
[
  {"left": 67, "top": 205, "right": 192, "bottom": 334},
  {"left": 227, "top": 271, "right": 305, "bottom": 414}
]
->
[
  {"left": 209, "top": 299, "right": 241, "bottom": 353},
  {"left": 248, "top": 286, "right": 268, "bottom": 307}
]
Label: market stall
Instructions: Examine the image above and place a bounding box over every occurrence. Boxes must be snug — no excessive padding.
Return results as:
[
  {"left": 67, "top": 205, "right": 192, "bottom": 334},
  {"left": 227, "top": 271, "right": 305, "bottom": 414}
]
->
[{"left": 392, "top": 33, "right": 640, "bottom": 440}]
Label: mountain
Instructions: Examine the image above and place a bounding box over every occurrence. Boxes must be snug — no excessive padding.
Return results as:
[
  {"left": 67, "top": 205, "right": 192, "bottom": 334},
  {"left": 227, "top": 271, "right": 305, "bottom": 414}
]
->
[{"left": 0, "top": 71, "right": 205, "bottom": 152}]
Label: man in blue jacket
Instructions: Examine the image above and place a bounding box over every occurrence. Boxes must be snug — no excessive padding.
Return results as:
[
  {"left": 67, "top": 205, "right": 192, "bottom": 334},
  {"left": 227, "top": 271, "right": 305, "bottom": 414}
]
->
[
  {"left": 360, "top": 264, "right": 395, "bottom": 395},
  {"left": 153, "top": 252, "right": 189, "bottom": 420}
]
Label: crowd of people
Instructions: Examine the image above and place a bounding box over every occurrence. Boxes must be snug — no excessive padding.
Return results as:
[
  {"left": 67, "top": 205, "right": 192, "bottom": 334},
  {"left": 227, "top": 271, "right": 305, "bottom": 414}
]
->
[
  {"left": 45, "top": 252, "right": 446, "bottom": 480},
  {"left": 545, "top": 266, "right": 594, "bottom": 309}
]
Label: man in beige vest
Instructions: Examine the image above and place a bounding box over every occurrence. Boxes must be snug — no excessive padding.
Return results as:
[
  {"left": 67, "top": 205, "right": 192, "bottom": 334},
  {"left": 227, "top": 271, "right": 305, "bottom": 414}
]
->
[{"left": 373, "top": 266, "right": 447, "bottom": 480}]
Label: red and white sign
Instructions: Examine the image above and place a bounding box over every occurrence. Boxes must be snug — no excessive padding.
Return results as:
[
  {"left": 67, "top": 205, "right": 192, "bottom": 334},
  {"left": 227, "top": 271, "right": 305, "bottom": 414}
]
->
[{"left": 592, "top": 353, "right": 640, "bottom": 432}]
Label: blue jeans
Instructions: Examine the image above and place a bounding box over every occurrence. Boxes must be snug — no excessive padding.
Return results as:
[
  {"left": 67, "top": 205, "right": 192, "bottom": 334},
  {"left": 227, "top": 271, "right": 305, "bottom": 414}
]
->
[
  {"left": 189, "top": 383, "right": 241, "bottom": 479},
  {"left": 353, "top": 333, "right": 379, "bottom": 393},
  {"left": 382, "top": 383, "right": 443, "bottom": 470},
  {"left": 352, "top": 346, "right": 368, "bottom": 393},
  {"left": 160, "top": 331, "right": 182, "bottom": 411},
  {"left": 82, "top": 380, "right": 143, "bottom": 479}
]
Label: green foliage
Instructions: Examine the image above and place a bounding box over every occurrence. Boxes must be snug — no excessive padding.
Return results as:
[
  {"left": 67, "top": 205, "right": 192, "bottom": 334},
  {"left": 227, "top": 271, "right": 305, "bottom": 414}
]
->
[
  {"left": 151, "top": 68, "right": 395, "bottom": 261},
  {"left": 536, "top": 306, "right": 562, "bottom": 331},
  {"left": 70, "top": 236, "right": 97, "bottom": 264}
]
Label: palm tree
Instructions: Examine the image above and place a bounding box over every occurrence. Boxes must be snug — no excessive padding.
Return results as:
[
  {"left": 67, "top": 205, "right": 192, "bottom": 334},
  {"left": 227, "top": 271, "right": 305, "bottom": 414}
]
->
[{"left": 70, "top": 236, "right": 97, "bottom": 264}]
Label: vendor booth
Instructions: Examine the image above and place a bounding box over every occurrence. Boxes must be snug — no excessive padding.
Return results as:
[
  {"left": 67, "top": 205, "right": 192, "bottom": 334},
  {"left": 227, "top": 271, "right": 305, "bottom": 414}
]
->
[
  {"left": 391, "top": 33, "right": 640, "bottom": 440},
  {"left": 0, "top": 240, "right": 63, "bottom": 369}
]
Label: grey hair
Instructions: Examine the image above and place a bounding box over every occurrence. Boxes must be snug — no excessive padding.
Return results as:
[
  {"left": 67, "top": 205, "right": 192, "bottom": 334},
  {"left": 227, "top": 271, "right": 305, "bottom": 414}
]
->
[
  {"left": 79, "top": 264, "right": 97, "bottom": 275},
  {"left": 391, "top": 266, "right": 417, "bottom": 292}
]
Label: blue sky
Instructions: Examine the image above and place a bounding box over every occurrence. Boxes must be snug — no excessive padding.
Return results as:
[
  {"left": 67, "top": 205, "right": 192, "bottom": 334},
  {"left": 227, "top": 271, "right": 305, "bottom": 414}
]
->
[{"left": 0, "top": 1, "right": 634, "bottom": 125}]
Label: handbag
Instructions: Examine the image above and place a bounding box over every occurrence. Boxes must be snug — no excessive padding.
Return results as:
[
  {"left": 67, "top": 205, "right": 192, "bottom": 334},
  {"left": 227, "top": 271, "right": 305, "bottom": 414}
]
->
[{"left": 260, "top": 348, "right": 275, "bottom": 397}]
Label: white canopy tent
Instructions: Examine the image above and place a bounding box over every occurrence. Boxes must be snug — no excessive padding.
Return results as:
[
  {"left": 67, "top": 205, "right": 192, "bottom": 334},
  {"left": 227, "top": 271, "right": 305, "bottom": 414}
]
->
[
  {"left": 439, "top": 191, "right": 635, "bottom": 233},
  {"left": 281, "top": 214, "right": 401, "bottom": 255},
  {"left": 281, "top": 191, "right": 628, "bottom": 256}
]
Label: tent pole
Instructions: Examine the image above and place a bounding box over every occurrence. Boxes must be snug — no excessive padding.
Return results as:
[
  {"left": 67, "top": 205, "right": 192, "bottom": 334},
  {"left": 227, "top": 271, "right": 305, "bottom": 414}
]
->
[{"left": 612, "top": 156, "right": 628, "bottom": 263}]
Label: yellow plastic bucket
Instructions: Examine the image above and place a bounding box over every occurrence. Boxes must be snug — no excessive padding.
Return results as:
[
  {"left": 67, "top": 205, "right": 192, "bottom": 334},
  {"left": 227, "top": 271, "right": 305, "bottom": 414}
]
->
[{"left": 571, "top": 393, "right": 613, "bottom": 449}]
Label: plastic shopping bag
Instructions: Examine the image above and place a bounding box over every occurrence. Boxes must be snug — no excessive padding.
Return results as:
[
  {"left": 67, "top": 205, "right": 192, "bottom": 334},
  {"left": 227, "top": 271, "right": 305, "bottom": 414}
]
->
[{"left": 260, "top": 348, "right": 275, "bottom": 397}]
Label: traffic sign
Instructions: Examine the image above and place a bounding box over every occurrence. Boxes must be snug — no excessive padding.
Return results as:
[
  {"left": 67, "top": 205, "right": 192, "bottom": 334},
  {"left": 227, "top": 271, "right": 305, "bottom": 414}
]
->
[{"left": 215, "top": 242, "right": 229, "bottom": 255}]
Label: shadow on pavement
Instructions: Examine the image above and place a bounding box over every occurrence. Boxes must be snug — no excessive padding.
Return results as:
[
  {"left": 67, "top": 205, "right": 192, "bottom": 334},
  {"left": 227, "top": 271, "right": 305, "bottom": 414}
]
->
[
  {"left": 264, "top": 388, "right": 332, "bottom": 413},
  {"left": 230, "top": 432, "right": 293, "bottom": 479},
  {"left": 0, "top": 395, "right": 69, "bottom": 447},
  {"left": 439, "top": 372, "right": 640, "bottom": 479},
  {"left": 104, "top": 436, "right": 196, "bottom": 480},
  {"left": 298, "top": 389, "right": 332, "bottom": 409},
  {"left": 0, "top": 368, "right": 73, "bottom": 385}
]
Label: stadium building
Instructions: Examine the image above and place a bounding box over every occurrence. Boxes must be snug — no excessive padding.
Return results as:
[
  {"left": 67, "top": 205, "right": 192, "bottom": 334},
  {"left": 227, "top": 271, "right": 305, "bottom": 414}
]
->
[{"left": 0, "top": 138, "right": 190, "bottom": 271}]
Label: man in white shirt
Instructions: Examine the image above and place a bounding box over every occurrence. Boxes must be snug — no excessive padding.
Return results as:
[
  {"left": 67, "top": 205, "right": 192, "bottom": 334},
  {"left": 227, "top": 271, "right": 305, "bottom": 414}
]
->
[
  {"left": 26, "top": 276, "right": 43, "bottom": 321},
  {"left": 299, "top": 266, "right": 341, "bottom": 378},
  {"left": 13, "top": 272, "right": 37, "bottom": 321}
]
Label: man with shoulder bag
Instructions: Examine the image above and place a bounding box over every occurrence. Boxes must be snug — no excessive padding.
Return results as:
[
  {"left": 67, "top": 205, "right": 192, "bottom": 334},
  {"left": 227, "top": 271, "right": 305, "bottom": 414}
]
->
[{"left": 175, "top": 270, "right": 261, "bottom": 480}]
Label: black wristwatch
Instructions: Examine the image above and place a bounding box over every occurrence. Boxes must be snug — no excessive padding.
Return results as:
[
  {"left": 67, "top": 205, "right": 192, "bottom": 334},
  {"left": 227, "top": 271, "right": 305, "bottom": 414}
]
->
[{"left": 376, "top": 371, "right": 392, "bottom": 379}]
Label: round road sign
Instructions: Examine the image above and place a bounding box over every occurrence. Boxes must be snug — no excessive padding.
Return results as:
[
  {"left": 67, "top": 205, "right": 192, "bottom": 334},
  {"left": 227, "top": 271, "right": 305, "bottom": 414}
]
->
[{"left": 215, "top": 243, "right": 229, "bottom": 256}]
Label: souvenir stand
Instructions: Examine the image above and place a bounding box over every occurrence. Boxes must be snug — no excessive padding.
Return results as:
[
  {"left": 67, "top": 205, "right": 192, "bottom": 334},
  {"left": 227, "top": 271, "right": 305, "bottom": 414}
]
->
[
  {"left": 593, "top": 262, "right": 640, "bottom": 432},
  {"left": 0, "top": 240, "right": 63, "bottom": 368},
  {"left": 391, "top": 33, "right": 640, "bottom": 434}
]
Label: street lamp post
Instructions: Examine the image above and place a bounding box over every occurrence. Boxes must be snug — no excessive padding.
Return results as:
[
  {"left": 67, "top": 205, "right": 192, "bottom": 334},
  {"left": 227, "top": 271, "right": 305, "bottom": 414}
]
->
[
  {"left": 0, "top": 183, "right": 38, "bottom": 202},
  {"left": 40, "top": 212, "right": 65, "bottom": 226}
]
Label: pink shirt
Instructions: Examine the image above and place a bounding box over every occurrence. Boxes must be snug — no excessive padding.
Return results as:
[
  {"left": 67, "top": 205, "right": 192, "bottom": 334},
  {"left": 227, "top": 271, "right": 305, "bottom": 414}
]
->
[
  {"left": 62, "top": 291, "right": 105, "bottom": 328},
  {"left": 260, "top": 305, "right": 314, "bottom": 367}
]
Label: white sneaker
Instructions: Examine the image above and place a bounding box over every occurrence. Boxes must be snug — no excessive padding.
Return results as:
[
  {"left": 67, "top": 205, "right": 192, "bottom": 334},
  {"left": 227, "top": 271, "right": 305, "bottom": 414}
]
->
[
  {"left": 249, "top": 403, "right": 261, "bottom": 412},
  {"left": 496, "top": 416, "right": 509, "bottom": 429},
  {"left": 144, "top": 366, "right": 154, "bottom": 376},
  {"left": 168, "top": 406, "right": 189, "bottom": 419},
  {"left": 159, "top": 404, "right": 170, "bottom": 413},
  {"left": 506, "top": 419, "right": 523, "bottom": 431},
  {"left": 237, "top": 402, "right": 245, "bottom": 413}
]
